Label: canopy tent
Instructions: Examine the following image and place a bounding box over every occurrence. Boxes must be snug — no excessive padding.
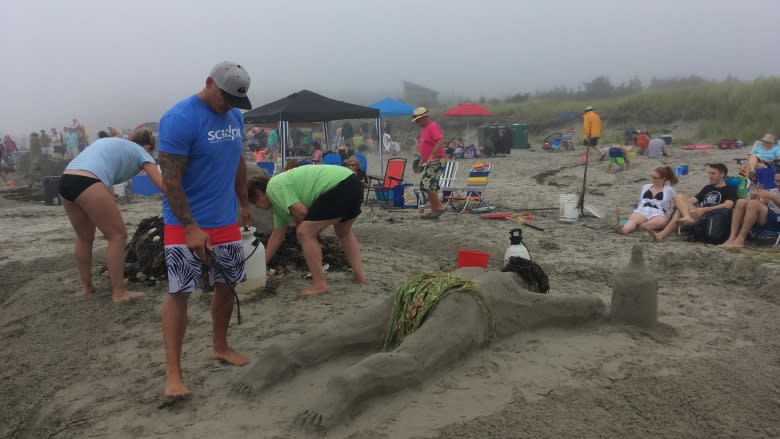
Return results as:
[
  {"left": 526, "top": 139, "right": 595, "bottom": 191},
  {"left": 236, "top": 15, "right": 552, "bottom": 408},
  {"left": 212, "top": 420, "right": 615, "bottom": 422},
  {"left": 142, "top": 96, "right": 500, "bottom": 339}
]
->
[
  {"left": 442, "top": 102, "right": 494, "bottom": 146},
  {"left": 243, "top": 89, "right": 381, "bottom": 167},
  {"left": 368, "top": 98, "right": 415, "bottom": 117}
]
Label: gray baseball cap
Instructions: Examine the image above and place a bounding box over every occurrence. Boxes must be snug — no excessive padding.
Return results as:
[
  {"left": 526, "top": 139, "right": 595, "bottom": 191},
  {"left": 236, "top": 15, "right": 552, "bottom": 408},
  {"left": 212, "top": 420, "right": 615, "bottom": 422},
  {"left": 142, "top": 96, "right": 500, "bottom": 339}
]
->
[{"left": 209, "top": 61, "right": 252, "bottom": 110}]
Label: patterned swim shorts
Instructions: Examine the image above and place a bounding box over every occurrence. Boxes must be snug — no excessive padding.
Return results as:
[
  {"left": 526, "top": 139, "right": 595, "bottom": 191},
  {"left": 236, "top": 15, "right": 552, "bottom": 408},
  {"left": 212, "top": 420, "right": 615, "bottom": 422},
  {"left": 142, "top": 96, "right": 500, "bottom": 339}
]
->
[
  {"left": 163, "top": 224, "right": 246, "bottom": 293},
  {"left": 419, "top": 158, "right": 445, "bottom": 192}
]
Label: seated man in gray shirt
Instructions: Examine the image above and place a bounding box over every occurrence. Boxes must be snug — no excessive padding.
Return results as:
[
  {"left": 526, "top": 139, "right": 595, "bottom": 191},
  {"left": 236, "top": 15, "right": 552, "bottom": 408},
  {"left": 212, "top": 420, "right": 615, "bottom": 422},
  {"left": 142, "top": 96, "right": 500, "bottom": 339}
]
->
[{"left": 646, "top": 136, "right": 669, "bottom": 158}]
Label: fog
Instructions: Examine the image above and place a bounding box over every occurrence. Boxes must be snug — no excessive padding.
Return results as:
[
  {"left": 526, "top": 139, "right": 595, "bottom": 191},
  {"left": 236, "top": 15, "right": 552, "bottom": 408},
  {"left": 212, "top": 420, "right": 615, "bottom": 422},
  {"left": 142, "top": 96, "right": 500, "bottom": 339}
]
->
[{"left": 2, "top": 0, "right": 779, "bottom": 136}]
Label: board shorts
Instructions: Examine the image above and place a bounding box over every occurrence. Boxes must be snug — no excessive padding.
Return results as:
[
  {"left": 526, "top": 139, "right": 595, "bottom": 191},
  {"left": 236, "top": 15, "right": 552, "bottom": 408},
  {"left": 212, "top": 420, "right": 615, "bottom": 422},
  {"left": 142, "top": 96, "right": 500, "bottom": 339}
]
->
[
  {"left": 609, "top": 157, "right": 626, "bottom": 165},
  {"left": 59, "top": 174, "right": 102, "bottom": 202},
  {"left": 420, "top": 158, "right": 445, "bottom": 192},
  {"left": 163, "top": 224, "right": 245, "bottom": 293},
  {"left": 305, "top": 173, "right": 363, "bottom": 222}
]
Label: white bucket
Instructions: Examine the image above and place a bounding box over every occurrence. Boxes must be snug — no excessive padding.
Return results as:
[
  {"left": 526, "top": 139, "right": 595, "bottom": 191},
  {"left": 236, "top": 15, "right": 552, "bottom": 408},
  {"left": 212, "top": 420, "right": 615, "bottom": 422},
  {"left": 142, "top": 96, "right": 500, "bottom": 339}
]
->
[
  {"left": 235, "top": 226, "right": 266, "bottom": 297},
  {"left": 559, "top": 194, "right": 579, "bottom": 222}
]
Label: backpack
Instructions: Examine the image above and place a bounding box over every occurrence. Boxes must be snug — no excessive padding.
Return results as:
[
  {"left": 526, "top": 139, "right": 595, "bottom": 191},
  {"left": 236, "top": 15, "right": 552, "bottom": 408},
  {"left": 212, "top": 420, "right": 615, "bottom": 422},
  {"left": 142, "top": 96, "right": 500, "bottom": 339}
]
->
[
  {"left": 687, "top": 208, "right": 732, "bottom": 244},
  {"left": 464, "top": 145, "right": 478, "bottom": 158}
]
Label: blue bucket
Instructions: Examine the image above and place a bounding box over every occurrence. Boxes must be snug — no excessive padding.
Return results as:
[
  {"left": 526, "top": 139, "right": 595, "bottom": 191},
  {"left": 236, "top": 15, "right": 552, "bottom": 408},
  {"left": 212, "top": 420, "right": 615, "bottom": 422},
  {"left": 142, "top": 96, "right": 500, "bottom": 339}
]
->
[{"left": 674, "top": 165, "right": 689, "bottom": 176}]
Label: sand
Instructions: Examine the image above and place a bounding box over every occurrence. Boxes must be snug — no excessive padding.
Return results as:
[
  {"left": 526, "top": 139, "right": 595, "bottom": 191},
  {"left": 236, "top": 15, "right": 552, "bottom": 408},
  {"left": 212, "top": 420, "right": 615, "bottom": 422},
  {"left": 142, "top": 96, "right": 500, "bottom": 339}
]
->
[{"left": 1, "top": 143, "right": 779, "bottom": 438}]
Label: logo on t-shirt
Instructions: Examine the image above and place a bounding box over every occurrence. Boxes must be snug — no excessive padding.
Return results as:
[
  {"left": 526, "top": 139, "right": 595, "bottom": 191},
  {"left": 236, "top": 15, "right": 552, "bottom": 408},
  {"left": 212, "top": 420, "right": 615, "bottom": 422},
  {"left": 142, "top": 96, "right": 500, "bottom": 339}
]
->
[
  {"left": 207, "top": 124, "right": 242, "bottom": 143},
  {"left": 702, "top": 190, "right": 722, "bottom": 206}
]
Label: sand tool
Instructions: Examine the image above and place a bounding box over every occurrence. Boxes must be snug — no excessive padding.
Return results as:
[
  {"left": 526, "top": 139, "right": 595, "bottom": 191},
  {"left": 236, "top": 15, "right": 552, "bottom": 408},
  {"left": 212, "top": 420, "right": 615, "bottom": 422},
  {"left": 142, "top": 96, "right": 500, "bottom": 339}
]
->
[{"left": 479, "top": 212, "right": 544, "bottom": 231}]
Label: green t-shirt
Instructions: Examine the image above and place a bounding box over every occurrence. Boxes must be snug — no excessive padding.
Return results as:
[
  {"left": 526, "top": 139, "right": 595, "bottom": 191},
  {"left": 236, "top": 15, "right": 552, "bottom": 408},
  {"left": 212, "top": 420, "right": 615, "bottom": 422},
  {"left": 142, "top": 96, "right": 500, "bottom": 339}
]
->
[{"left": 267, "top": 164, "right": 353, "bottom": 227}]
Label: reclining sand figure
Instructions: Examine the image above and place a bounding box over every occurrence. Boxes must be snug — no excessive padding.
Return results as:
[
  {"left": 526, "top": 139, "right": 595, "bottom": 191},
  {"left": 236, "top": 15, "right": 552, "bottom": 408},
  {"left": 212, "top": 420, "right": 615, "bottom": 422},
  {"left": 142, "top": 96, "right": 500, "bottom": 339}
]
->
[{"left": 233, "top": 268, "right": 606, "bottom": 431}]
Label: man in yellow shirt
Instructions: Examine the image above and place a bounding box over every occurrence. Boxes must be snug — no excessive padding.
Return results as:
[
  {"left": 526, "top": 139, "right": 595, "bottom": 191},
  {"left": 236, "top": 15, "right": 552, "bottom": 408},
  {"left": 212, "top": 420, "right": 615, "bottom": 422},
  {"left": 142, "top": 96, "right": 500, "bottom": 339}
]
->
[{"left": 582, "top": 105, "right": 605, "bottom": 161}]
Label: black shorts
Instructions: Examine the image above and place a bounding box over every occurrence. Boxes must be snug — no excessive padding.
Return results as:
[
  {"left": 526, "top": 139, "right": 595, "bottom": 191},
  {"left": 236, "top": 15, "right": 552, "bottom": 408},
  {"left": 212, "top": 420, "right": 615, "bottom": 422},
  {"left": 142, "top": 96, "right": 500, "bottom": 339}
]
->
[
  {"left": 59, "top": 174, "right": 102, "bottom": 202},
  {"left": 305, "top": 174, "right": 363, "bottom": 222},
  {"left": 583, "top": 137, "right": 600, "bottom": 147}
]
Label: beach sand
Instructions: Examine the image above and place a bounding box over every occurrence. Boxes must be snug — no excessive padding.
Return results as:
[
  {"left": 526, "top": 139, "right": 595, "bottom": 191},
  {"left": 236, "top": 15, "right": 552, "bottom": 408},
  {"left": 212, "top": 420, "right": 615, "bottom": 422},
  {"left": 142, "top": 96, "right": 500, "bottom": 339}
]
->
[{"left": 1, "top": 144, "right": 779, "bottom": 438}]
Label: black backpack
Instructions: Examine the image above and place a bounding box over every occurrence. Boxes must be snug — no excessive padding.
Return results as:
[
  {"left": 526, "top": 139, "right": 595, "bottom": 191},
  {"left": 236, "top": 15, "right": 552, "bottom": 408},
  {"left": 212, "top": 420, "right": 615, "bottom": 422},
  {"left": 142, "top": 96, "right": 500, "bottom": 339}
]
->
[{"left": 687, "top": 208, "right": 732, "bottom": 244}]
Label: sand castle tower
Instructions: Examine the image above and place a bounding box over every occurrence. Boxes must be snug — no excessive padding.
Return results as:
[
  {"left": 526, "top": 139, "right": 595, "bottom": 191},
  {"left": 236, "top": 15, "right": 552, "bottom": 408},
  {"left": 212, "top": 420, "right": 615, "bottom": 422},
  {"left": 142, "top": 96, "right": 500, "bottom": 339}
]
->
[{"left": 610, "top": 245, "right": 658, "bottom": 328}]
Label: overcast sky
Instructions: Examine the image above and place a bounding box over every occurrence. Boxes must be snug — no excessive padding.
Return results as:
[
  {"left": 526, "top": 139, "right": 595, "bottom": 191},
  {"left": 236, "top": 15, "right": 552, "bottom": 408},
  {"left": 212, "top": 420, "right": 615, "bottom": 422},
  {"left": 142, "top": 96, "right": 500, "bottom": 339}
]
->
[{"left": 2, "top": 0, "right": 779, "bottom": 136}]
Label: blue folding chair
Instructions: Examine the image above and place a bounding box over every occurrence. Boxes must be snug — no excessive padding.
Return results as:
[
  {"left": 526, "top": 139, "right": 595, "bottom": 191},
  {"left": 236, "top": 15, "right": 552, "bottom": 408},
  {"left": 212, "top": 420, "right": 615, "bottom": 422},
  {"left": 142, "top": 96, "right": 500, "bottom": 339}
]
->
[
  {"left": 322, "top": 152, "right": 342, "bottom": 166},
  {"left": 256, "top": 161, "right": 275, "bottom": 176},
  {"left": 131, "top": 174, "right": 160, "bottom": 196},
  {"left": 353, "top": 152, "right": 368, "bottom": 173}
]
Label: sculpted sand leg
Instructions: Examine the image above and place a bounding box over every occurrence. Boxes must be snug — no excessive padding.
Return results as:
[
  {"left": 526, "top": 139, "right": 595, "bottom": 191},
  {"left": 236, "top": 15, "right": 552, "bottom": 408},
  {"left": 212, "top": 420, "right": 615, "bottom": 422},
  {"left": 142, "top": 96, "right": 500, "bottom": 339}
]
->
[{"left": 235, "top": 269, "right": 606, "bottom": 431}]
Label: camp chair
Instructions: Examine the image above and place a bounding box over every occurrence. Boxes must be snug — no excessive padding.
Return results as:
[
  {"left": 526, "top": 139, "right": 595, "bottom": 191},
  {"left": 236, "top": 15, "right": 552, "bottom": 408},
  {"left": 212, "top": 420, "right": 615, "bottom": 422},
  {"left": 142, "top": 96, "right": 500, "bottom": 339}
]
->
[
  {"left": 365, "top": 157, "right": 407, "bottom": 205},
  {"left": 256, "top": 161, "right": 275, "bottom": 176},
  {"left": 748, "top": 227, "right": 780, "bottom": 247},
  {"left": 437, "top": 160, "right": 460, "bottom": 204},
  {"left": 321, "top": 152, "right": 342, "bottom": 166},
  {"left": 442, "top": 162, "right": 491, "bottom": 213},
  {"left": 353, "top": 152, "right": 368, "bottom": 173},
  {"left": 130, "top": 174, "right": 160, "bottom": 196}
]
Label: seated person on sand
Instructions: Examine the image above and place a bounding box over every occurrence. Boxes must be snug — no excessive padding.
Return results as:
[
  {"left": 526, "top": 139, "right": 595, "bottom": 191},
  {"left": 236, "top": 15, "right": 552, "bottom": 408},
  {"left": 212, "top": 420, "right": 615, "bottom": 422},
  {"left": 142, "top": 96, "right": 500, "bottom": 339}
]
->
[
  {"left": 746, "top": 133, "right": 780, "bottom": 174},
  {"left": 646, "top": 136, "right": 670, "bottom": 158},
  {"left": 248, "top": 165, "right": 366, "bottom": 297},
  {"left": 649, "top": 163, "right": 737, "bottom": 242},
  {"left": 345, "top": 155, "right": 369, "bottom": 187},
  {"left": 233, "top": 267, "right": 606, "bottom": 431},
  {"left": 720, "top": 171, "right": 780, "bottom": 249},
  {"left": 606, "top": 145, "right": 629, "bottom": 173},
  {"left": 615, "top": 166, "right": 678, "bottom": 235}
]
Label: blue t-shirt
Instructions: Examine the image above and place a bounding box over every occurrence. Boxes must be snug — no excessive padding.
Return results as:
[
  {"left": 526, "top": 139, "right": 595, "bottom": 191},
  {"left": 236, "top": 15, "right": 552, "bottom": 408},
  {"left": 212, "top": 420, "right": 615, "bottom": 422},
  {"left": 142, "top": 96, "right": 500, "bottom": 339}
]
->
[
  {"left": 65, "top": 137, "right": 155, "bottom": 188},
  {"left": 159, "top": 95, "right": 244, "bottom": 228},
  {"left": 751, "top": 143, "right": 780, "bottom": 162}
]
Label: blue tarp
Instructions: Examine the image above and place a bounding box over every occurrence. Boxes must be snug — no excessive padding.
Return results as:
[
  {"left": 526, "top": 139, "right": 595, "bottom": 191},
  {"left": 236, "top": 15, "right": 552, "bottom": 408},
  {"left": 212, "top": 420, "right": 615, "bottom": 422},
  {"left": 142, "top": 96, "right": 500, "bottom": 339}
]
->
[{"left": 368, "top": 98, "right": 415, "bottom": 117}]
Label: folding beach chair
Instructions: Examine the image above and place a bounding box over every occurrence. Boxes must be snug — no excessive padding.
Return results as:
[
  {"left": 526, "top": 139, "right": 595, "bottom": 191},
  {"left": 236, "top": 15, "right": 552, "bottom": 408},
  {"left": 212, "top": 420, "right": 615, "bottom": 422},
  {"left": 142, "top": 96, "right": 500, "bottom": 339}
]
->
[
  {"left": 748, "top": 227, "right": 780, "bottom": 247},
  {"left": 365, "top": 157, "right": 407, "bottom": 205},
  {"left": 437, "top": 160, "right": 460, "bottom": 205},
  {"left": 321, "top": 152, "right": 342, "bottom": 166},
  {"left": 256, "top": 161, "right": 275, "bottom": 176},
  {"left": 353, "top": 152, "right": 368, "bottom": 173},
  {"left": 443, "top": 162, "right": 491, "bottom": 213}
]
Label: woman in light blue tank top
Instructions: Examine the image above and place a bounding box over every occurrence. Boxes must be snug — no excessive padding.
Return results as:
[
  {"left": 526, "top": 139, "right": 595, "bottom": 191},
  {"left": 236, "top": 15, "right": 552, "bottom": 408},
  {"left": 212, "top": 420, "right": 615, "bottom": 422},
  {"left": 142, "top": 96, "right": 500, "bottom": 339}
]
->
[{"left": 60, "top": 129, "right": 164, "bottom": 303}]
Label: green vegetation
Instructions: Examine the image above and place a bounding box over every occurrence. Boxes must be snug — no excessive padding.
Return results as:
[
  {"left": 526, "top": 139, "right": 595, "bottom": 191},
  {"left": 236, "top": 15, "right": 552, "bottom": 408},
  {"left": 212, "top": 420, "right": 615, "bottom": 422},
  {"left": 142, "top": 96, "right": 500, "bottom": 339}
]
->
[
  {"left": 428, "top": 77, "right": 780, "bottom": 144},
  {"left": 381, "top": 272, "right": 495, "bottom": 350}
]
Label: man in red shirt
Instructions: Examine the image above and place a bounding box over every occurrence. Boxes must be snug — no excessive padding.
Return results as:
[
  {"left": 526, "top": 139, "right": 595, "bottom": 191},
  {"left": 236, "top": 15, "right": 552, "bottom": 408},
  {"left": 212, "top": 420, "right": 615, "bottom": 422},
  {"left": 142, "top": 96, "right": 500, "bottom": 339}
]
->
[{"left": 412, "top": 107, "right": 447, "bottom": 218}]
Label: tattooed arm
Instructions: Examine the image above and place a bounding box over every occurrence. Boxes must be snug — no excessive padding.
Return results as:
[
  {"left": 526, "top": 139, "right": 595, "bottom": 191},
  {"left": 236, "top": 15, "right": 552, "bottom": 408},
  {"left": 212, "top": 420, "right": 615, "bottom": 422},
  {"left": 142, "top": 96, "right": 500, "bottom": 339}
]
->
[
  {"left": 159, "top": 151, "right": 210, "bottom": 260},
  {"left": 235, "top": 158, "right": 253, "bottom": 228}
]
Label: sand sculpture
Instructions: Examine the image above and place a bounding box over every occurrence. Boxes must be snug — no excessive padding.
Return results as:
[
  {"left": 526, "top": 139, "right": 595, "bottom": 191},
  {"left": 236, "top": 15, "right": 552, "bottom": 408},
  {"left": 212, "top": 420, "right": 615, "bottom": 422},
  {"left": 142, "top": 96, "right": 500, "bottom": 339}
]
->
[
  {"left": 233, "top": 268, "right": 606, "bottom": 431},
  {"left": 610, "top": 245, "right": 658, "bottom": 328}
]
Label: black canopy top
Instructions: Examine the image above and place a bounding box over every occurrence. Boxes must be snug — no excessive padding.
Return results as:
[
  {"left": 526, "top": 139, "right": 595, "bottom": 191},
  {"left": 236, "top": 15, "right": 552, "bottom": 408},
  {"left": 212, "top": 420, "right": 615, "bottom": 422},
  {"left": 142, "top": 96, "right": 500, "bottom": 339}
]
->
[{"left": 243, "top": 89, "right": 380, "bottom": 123}]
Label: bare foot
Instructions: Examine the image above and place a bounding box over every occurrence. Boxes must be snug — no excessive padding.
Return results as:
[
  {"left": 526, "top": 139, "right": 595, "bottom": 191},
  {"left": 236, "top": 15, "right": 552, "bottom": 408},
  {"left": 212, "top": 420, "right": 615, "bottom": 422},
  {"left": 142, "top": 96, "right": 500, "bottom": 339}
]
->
[
  {"left": 295, "top": 409, "right": 326, "bottom": 432},
  {"left": 299, "top": 283, "right": 329, "bottom": 297},
  {"left": 613, "top": 225, "right": 626, "bottom": 235},
  {"left": 212, "top": 347, "right": 249, "bottom": 366},
  {"left": 164, "top": 377, "right": 192, "bottom": 399},
  {"left": 112, "top": 290, "right": 144, "bottom": 303},
  {"left": 719, "top": 240, "right": 744, "bottom": 249},
  {"left": 645, "top": 229, "right": 663, "bottom": 242},
  {"left": 353, "top": 273, "right": 367, "bottom": 284},
  {"left": 677, "top": 217, "right": 695, "bottom": 227},
  {"left": 74, "top": 286, "right": 96, "bottom": 297},
  {"left": 232, "top": 346, "right": 293, "bottom": 397}
]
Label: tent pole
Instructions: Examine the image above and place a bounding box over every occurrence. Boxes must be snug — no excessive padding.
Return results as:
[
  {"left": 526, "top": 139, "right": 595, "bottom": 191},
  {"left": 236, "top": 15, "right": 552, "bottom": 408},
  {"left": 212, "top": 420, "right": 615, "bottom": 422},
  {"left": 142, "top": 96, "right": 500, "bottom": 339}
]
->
[
  {"left": 577, "top": 141, "right": 591, "bottom": 215},
  {"left": 374, "top": 114, "right": 385, "bottom": 172}
]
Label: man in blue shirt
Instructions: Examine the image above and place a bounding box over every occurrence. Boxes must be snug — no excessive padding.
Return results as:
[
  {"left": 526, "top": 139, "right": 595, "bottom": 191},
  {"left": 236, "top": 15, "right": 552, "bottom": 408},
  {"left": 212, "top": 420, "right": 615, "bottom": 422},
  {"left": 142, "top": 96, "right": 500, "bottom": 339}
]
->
[{"left": 158, "top": 61, "right": 254, "bottom": 399}]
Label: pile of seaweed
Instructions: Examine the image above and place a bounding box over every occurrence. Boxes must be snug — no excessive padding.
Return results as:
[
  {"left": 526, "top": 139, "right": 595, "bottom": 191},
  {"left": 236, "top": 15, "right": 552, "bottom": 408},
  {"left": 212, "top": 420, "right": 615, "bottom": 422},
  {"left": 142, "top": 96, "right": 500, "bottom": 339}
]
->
[
  {"left": 501, "top": 256, "right": 550, "bottom": 294},
  {"left": 260, "top": 229, "right": 348, "bottom": 274},
  {"left": 116, "top": 216, "right": 349, "bottom": 285},
  {"left": 123, "top": 216, "right": 166, "bottom": 285}
]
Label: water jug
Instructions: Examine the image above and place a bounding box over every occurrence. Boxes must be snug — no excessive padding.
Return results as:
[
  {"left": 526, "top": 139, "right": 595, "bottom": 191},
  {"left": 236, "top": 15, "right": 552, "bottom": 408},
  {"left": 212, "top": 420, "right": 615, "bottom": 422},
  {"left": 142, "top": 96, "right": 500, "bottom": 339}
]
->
[
  {"left": 235, "top": 226, "right": 266, "bottom": 295},
  {"left": 504, "top": 228, "right": 530, "bottom": 264}
]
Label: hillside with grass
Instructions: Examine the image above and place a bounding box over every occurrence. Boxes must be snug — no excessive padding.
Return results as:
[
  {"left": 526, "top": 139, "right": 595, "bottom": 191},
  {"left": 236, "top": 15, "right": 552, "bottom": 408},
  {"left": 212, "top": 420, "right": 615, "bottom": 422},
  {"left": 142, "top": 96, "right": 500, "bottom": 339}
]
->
[{"left": 421, "top": 77, "right": 780, "bottom": 146}]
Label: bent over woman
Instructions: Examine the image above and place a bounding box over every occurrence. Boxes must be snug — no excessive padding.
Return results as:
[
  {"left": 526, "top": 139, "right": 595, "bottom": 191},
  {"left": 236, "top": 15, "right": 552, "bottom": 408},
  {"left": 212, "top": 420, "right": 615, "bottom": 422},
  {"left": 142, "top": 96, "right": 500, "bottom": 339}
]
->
[{"left": 59, "top": 129, "right": 163, "bottom": 302}]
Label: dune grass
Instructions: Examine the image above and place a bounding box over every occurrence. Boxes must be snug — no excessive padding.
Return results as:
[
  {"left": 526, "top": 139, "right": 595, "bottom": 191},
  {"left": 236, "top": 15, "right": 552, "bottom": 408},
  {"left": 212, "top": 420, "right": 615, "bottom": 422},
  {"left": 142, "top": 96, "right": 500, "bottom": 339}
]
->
[{"left": 425, "top": 78, "right": 780, "bottom": 144}]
